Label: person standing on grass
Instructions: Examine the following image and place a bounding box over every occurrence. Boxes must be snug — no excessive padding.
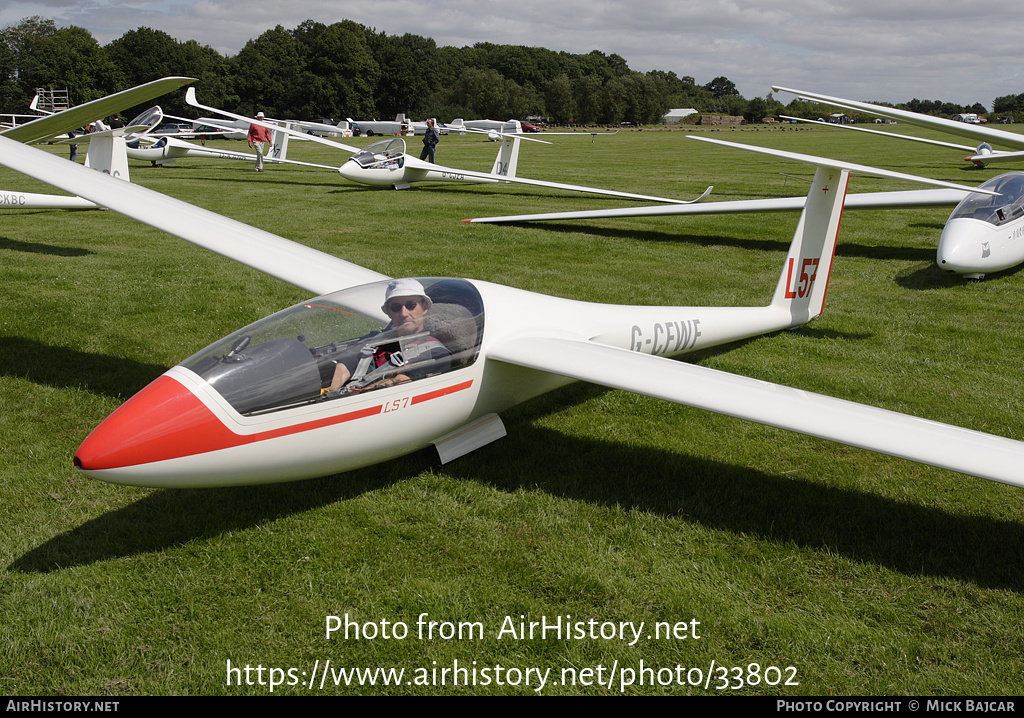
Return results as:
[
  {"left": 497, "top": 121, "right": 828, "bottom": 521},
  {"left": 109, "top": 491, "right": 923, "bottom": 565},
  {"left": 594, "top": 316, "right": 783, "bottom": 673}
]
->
[
  {"left": 420, "top": 118, "right": 440, "bottom": 163},
  {"left": 248, "top": 112, "right": 272, "bottom": 172}
]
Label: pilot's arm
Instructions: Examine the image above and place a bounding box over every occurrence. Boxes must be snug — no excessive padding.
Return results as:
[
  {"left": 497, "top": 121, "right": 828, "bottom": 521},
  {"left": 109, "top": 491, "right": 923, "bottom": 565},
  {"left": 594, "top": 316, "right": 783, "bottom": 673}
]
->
[
  {"left": 327, "top": 362, "right": 351, "bottom": 392},
  {"left": 328, "top": 360, "right": 411, "bottom": 391}
]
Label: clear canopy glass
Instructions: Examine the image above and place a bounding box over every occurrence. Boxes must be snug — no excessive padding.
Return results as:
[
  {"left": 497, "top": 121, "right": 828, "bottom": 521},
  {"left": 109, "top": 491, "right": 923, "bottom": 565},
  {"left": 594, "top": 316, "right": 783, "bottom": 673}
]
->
[
  {"left": 949, "top": 172, "right": 1024, "bottom": 226},
  {"left": 182, "top": 278, "right": 483, "bottom": 415},
  {"left": 350, "top": 138, "right": 407, "bottom": 169}
]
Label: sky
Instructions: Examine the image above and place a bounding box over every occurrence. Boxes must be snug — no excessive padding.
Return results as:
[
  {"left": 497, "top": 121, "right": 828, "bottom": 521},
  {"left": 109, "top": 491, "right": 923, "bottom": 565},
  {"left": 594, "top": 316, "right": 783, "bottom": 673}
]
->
[{"left": 2, "top": 0, "right": 1022, "bottom": 108}]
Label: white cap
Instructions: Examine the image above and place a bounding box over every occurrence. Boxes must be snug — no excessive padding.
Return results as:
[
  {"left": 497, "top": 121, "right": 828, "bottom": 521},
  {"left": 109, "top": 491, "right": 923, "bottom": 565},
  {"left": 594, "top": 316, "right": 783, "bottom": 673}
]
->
[
  {"left": 256, "top": 112, "right": 265, "bottom": 119},
  {"left": 383, "top": 278, "right": 432, "bottom": 309}
]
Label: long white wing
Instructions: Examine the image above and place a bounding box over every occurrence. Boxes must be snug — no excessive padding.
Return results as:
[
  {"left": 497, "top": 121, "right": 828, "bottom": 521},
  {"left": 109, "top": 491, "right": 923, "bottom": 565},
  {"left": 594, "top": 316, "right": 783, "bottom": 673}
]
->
[
  {"left": 779, "top": 115, "right": 977, "bottom": 152},
  {"left": 1, "top": 78, "right": 195, "bottom": 144},
  {"left": 143, "top": 135, "right": 341, "bottom": 170},
  {"left": 465, "top": 188, "right": 969, "bottom": 223},
  {"left": 0, "top": 135, "right": 387, "bottom": 295},
  {"left": 464, "top": 127, "right": 552, "bottom": 144},
  {"left": 0, "top": 190, "right": 98, "bottom": 209},
  {"left": 402, "top": 154, "right": 712, "bottom": 205},
  {"left": 488, "top": 336, "right": 1024, "bottom": 488},
  {"left": 468, "top": 136, "right": 986, "bottom": 223},
  {"left": 185, "top": 88, "right": 362, "bottom": 155},
  {"left": 966, "top": 149, "right": 1024, "bottom": 165},
  {"left": 774, "top": 86, "right": 1024, "bottom": 152}
]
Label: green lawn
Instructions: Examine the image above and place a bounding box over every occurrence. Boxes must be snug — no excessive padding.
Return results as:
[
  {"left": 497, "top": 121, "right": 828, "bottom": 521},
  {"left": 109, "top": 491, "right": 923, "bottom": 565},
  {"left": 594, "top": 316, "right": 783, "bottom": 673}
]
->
[{"left": 2, "top": 124, "right": 1023, "bottom": 695}]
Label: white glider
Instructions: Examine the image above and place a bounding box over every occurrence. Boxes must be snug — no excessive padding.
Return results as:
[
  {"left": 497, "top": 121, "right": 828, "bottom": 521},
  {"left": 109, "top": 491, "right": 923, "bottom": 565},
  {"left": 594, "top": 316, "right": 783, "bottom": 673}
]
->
[{"left": 0, "top": 132, "right": 1021, "bottom": 491}]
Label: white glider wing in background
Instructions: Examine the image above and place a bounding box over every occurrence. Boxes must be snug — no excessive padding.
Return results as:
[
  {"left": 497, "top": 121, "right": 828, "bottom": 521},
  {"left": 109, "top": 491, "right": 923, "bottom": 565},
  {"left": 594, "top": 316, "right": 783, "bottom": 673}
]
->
[
  {"left": 774, "top": 85, "right": 1024, "bottom": 166},
  {"left": 0, "top": 133, "right": 1021, "bottom": 491},
  {"left": 464, "top": 188, "right": 971, "bottom": 223},
  {"left": 1, "top": 77, "right": 195, "bottom": 145},
  {"left": 0, "top": 77, "right": 196, "bottom": 209}
]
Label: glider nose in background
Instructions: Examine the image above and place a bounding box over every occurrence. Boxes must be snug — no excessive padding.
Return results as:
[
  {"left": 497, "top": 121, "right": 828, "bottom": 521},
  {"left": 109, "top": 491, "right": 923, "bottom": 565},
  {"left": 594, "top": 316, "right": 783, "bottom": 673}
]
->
[
  {"left": 338, "top": 160, "right": 363, "bottom": 183},
  {"left": 936, "top": 219, "right": 995, "bottom": 277}
]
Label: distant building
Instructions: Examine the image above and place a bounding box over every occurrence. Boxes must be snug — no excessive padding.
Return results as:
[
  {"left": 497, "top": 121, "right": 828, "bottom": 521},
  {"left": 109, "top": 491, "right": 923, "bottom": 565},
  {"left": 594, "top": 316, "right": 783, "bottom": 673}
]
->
[
  {"left": 662, "top": 108, "right": 698, "bottom": 124},
  {"left": 828, "top": 113, "right": 853, "bottom": 124}
]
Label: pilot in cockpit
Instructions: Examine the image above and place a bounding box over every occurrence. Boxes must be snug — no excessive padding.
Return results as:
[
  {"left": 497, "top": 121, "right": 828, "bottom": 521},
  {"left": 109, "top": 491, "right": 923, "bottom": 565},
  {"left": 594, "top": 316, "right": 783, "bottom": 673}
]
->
[{"left": 324, "top": 278, "right": 451, "bottom": 393}]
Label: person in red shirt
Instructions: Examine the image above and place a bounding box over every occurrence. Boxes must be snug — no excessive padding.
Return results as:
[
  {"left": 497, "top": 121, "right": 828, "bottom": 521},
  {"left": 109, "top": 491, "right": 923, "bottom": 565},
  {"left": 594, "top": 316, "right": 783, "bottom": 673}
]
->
[{"left": 247, "top": 111, "right": 273, "bottom": 172}]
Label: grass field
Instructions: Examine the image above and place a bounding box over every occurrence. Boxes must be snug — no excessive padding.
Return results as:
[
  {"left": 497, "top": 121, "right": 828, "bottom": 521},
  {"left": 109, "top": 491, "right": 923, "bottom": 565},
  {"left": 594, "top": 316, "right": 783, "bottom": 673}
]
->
[{"left": 2, "top": 123, "right": 1024, "bottom": 695}]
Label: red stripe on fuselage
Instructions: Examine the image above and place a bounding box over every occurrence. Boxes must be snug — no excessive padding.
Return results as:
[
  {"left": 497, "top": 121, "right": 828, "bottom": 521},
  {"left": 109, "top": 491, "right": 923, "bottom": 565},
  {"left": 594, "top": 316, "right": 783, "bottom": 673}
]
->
[
  {"left": 76, "top": 374, "right": 473, "bottom": 470},
  {"left": 411, "top": 380, "right": 474, "bottom": 404}
]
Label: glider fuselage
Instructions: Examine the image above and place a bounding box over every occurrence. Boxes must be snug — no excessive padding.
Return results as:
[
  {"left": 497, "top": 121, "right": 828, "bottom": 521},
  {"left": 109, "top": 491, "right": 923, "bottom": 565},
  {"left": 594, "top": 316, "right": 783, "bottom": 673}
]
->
[
  {"left": 73, "top": 277, "right": 794, "bottom": 488},
  {"left": 937, "top": 172, "right": 1024, "bottom": 278}
]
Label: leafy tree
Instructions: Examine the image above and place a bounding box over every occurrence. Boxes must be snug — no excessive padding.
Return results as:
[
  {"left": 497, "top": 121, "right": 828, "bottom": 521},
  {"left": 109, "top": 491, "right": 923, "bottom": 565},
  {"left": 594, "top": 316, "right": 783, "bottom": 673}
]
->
[
  {"left": 704, "top": 76, "right": 738, "bottom": 99},
  {"left": 292, "top": 20, "right": 379, "bottom": 118},
  {"left": 743, "top": 96, "right": 768, "bottom": 124},
  {"left": 104, "top": 27, "right": 182, "bottom": 85},
  {"left": 1, "top": 16, "right": 118, "bottom": 108},
  {"left": 372, "top": 32, "right": 436, "bottom": 118},
  {"left": 233, "top": 25, "right": 304, "bottom": 117},
  {"left": 544, "top": 74, "right": 575, "bottom": 123},
  {"left": 572, "top": 74, "right": 603, "bottom": 124},
  {"left": 993, "top": 93, "right": 1024, "bottom": 114}
]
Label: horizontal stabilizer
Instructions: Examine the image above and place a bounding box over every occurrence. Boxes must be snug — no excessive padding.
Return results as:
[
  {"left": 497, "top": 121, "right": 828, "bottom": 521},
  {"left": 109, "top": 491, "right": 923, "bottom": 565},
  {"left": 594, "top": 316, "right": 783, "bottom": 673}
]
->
[
  {"left": 779, "top": 115, "right": 976, "bottom": 152},
  {"left": 773, "top": 86, "right": 1024, "bottom": 152}
]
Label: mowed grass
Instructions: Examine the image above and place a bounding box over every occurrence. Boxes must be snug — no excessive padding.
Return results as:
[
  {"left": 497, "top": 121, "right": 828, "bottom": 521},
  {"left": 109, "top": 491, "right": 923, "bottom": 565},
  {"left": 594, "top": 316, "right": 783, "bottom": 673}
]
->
[{"left": 2, "top": 124, "right": 1024, "bottom": 695}]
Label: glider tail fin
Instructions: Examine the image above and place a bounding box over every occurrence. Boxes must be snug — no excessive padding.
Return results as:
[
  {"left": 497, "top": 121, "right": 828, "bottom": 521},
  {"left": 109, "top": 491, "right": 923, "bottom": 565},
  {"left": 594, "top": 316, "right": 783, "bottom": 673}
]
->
[
  {"left": 769, "top": 165, "right": 848, "bottom": 325},
  {"left": 269, "top": 123, "right": 290, "bottom": 161},
  {"left": 491, "top": 135, "right": 521, "bottom": 178},
  {"left": 84, "top": 132, "right": 131, "bottom": 182},
  {"left": 685, "top": 135, "right": 993, "bottom": 327}
]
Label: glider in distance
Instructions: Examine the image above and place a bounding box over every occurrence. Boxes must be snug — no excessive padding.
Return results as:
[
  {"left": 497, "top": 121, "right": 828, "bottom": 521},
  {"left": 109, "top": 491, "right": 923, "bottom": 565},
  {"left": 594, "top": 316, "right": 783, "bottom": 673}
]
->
[{"left": 0, "top": 77, "right": 195, "bottom": 208}]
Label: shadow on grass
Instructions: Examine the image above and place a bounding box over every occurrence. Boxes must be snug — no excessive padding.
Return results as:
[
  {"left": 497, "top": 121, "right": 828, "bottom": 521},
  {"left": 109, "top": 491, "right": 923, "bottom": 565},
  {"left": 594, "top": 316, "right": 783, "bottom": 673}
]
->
[
  {"left": 0, "top": 235, "right": 92, "bottom": 257},
  {"left": 138, "top": 165, "right": 349, "bottom": 191},
  {"left": 0, "top": 337, "right": 166, "bottom": 399},
  {"left": 9, "top": 457, "right": 425, "bottom": 575},
  {"left": 896, "top": 260, "right": 1024, "bottom": 289},
  {"left": 10, "top": 373, "right": 1023, "bottom": 593}
]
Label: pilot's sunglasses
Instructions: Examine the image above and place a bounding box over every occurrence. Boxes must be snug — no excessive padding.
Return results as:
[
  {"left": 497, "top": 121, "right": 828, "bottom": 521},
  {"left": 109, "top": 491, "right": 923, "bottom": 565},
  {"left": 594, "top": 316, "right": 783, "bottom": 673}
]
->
[{"left": 388, "top": 301, "right": 421, "bottom": 313}]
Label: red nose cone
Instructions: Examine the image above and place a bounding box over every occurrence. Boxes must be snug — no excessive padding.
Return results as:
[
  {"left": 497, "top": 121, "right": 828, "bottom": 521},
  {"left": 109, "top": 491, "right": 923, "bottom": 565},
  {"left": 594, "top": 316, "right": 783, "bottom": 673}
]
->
[{"left": 75, "top": 375, "right": 235, "bottom": 471}]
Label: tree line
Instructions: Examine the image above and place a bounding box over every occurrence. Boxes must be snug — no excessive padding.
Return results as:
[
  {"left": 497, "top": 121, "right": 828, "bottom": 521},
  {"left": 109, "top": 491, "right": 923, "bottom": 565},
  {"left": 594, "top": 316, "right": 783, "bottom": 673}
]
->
[{"left": 0, "top": 16, "right": 1009, "bottom": 126}]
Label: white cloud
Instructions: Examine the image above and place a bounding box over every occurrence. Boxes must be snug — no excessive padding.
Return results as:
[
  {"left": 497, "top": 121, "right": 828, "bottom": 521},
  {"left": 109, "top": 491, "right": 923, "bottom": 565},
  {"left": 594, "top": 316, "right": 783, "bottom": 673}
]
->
[{"left": 1, "top": 0, "right": 1021, "bottom": 106}]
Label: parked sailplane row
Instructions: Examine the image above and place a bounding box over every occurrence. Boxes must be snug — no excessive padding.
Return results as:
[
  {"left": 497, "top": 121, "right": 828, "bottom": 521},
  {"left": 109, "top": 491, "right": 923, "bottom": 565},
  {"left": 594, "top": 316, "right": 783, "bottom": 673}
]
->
[
  {"left": 2, "top": 78, "right": 1024, "bottom": 493},
  {"left": 469, "top": 87, "right": 1024, "bottom": 280},
  {"left": 181, "top": 89, "right": 703, "bottom": 204}
]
